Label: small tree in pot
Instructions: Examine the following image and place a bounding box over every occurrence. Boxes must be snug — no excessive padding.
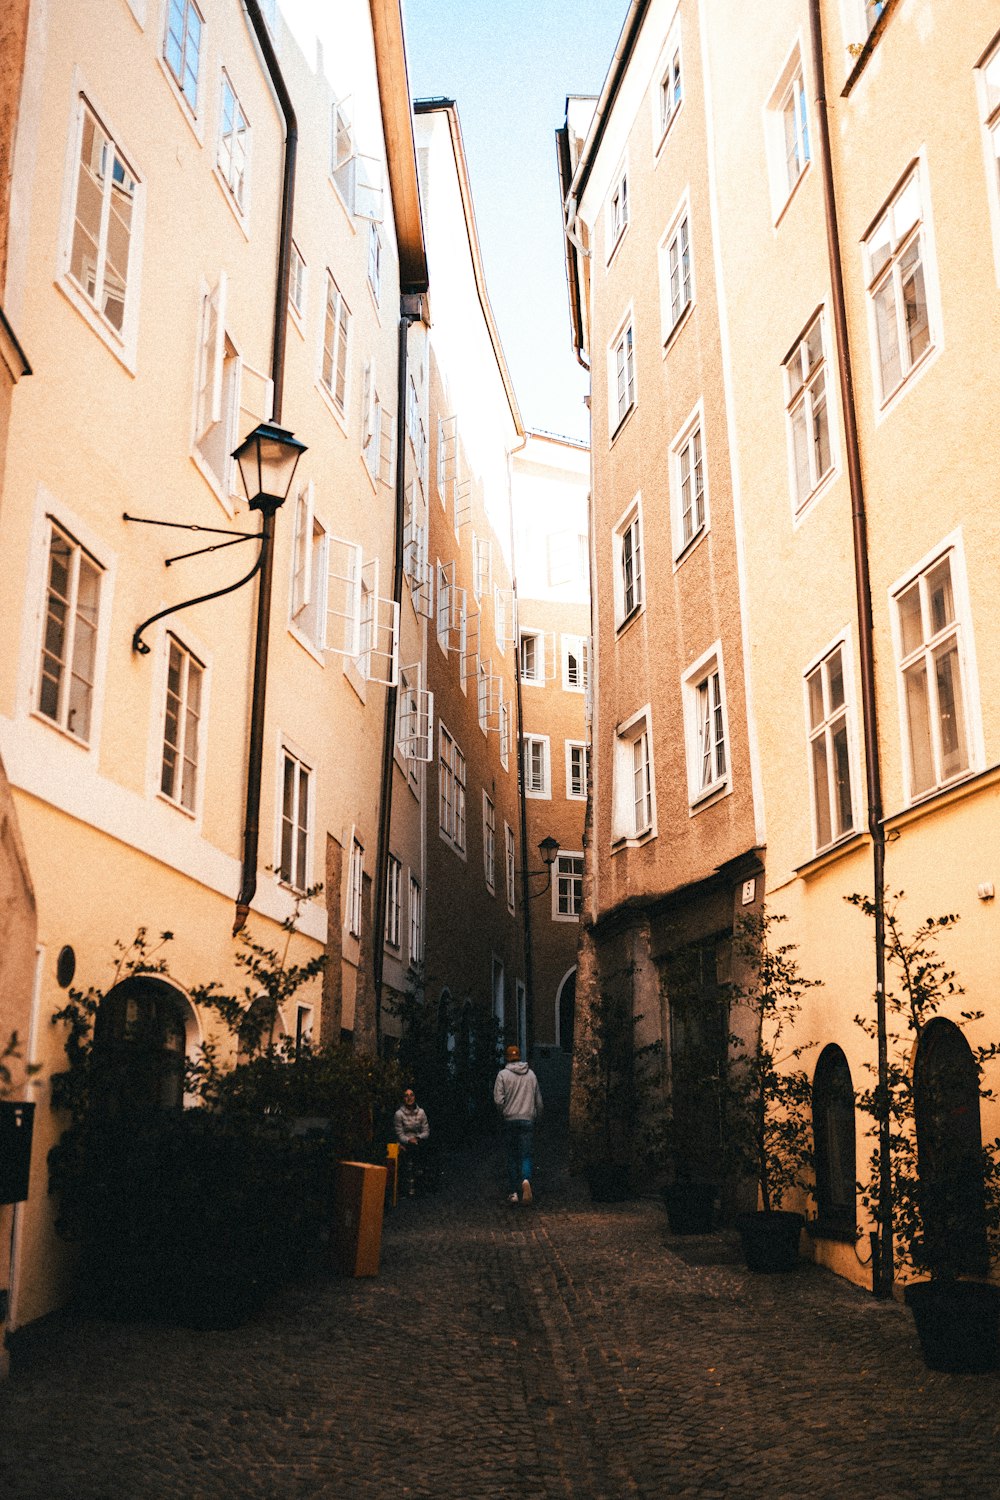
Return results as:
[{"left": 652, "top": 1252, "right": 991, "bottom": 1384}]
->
[
  {"left": 723, "top": 911, "right": 820, "bottom": 1271},
  {"left": 849, "top": 892, "right": 1000, "bottom": 1371},
  {"left": 572, "top": 986, "right": 661, "bottom": 1201}
]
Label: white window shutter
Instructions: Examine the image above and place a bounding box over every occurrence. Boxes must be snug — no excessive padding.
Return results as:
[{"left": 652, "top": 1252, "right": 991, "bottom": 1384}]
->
[
  {"left": 461, "top": 609, "right": 480, "bottom": 682},
  {"left": 325, "top": 534, "right": 363, "bottom": 657}
]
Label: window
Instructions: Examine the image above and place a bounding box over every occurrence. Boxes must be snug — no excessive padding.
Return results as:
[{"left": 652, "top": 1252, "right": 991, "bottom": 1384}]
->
[
  {"left": 164, "top": 0, "right": 202, "bottom": 111},
  {"left": 499, "top": 699, "right": 511, "bottom": 771},
  {"left": 519, "top": 629, "right": 544, "bottom": 685},
  {"left": 566, "top": 741, "right": 589, "bottom": 800},
  {"left": 683, "top": 648, "right": 729, "bottom": 806},
  {"left": 194, "top": 275, "right": 239, "bottom": 494},
  {"left": 609, "top": 318, "right": 635, "bottom": 432},
  {"left": 472, "top": 535, "right": 492, "bottom": 600},
  {"left": 295, "top": 1004, "right": 313, "bottom": 1056},
  {"left": 613, "top": 708, "right": 654, "bottom": 842},
  {"left": 562, "top": 635, "right": 590, "bottom": 692},
  {"left": 367, "top": 221, "right": 382, "bottom": 304},
  {"left": 218, "top": 74, "right": 249, "bottom": 211},
  {"left": 554, "top": 852, "right": 584, "bottom": 921},
  {"left": 289, "top": 243, "right": 306, "bottom": 319},
  {"left": 523, "top": 735, "right": 550, "bottom": 798},
  {"left": 657, "top": 32, "right": 682, "bottom": 144},
  {"left": 483, "top": 794, "right": 496, "bottom": 893},
  {"left": 320, "top": 273, "right": 350, "bottom": 416},
  {"left": 66, "top": 100, "right": 139, "bottom": 340},
  {"left": 660, "top": 208, "right": 692, "bottom": 341},
  {"left": 409, "top": 875, "right": 423, "bottom": 964},
  {"left": 805, "top": 642, "right": 855, "bottom": 851},
  {"left": 672, "top": 413, "right": 707, "bottom": 555},
  {"left": 893, "top": 549, "right": 973, "bottom": 800},
  {"left": 977, "top": 40, "right": 1000, "bottom": 277},
  {"left": 438, "top": 724, "right": 466, "bottom": 854},
  {"left": 505, "top": 823, "right": 516, "bottom": 914},
  {"left": 290, "top": 486, "right": 327, "bottom": 651},
  {"left": 279, "top": 749, "right": 311, "bottom": 891},
  {"left": 767, "top": 50, "right": 810, "bottom": 211},
  {"left": 160, "top": 637, "right": 203, "bottom": 812},
  {"left": 347, "top": 836, "right": 364, "bottom": 938},
  {"left": 362, "top": 360, "right": 394, "bottom": 486},
  {"left": 864, "top": 167, "right": 934, "bottom": 406},
  {"left": 613, "top": 499, "right": 643, "bottom": 629},
  {"left": 785, "top": 313, "right": 832, "bottom": 510},
  {"left": 385, "top": 854, "right": 401, "bottom": 947},
  {"left": 607, "top": 162, "right": 629, "bottom": 255},
  {"left": 331, "top": 97, "right": 353, "bottom": 177},
  {"left": 37, "top": 521, "right": 101, "bottom": 743}
]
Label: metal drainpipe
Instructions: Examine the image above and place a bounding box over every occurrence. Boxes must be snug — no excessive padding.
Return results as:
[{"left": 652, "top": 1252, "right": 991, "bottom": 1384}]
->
[
  {"left": 233, "top": 0, "right": 297, "bottom": 935},
  {"left": 372, "top": 300, "right": 421, "bottom": 1049},
  {"left": 506, "top": 435, "right": 531, "bottom": 1052},
  {"left": 809, "top": 0, "right": 892, "bottom": 1297}
]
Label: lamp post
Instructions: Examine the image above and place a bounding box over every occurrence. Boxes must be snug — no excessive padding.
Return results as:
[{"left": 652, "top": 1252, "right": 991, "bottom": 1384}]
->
[{"left": 523, "top": 834, "right": 560, "bottom": 899}]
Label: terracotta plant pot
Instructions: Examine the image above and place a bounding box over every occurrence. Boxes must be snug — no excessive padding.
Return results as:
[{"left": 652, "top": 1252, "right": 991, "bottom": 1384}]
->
[
  {"left": 736, "top": 1210, "right": 804, "bottom": 1272},
  {"left": 904, "top": 1280, "right": 1000, "bottom": 1373},
  {"left": 662, "top": 1181, "right": 716, "bottom": 1235}
]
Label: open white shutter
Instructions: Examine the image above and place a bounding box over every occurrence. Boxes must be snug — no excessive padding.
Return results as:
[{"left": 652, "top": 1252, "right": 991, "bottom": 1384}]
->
[{"left": 325, "top": 535, "right": 363, "bottom": 658}]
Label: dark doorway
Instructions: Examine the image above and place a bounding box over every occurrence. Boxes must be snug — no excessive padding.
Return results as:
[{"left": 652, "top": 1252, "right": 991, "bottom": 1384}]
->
[
  {"left": 92, "top": 977, "right": 192, "bottom": 1118},
  {"left": 914, "top": 1017, "right": 987, "bottom": 1277},
  {"left": 665, "top": 935, "right": 730, "bottom": 1183},
  {"left": 558, "top": 969, "right": 576, "bottom": 1055},
  {"left": 812, "top": 1044, "right": 856, "bottom": 1236}
]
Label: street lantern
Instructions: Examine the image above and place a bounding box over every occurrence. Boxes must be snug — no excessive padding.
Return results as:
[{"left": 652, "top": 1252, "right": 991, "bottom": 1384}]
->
[
  {"left": 232, "top": 421, "right": 308, "bottom": 515},
  {"left": 537, "top": 835, "right": 560, "bottom": 869}
]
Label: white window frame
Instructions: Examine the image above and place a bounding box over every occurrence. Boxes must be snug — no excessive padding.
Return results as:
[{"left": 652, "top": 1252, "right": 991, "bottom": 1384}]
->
[
  {"left": 608, "top": 312, "right": 636, "bottom": 437},
  {"left": 784, "top": 310, "right": 835, "bottom": 516},
  {"left": 319, "top": 271, "right": 350, "bottom": 422},
  {"left": 562, "top": 635, "right": 590, "bottom": 693},
  {"left": 192, "top": 272, "right": 242, "bottom": 503},
  {"left": 612, "top": 705, "right": 656, "bottom": 845},
  {"left": 289, "top": 241, "right": 307, "bottom": 322},
  {"left": 682, "top": 644, "right": 731, "bottom": 810},
  {"left": 277, "top": 741, "right": 313, "bottom": 894},
  {"left": 523, "top": 734, "right": 551, "bottom": 800},
  {"left": 159, "top": 633, "right": 205, "bottom": 816},
  {"left": 504, "top": 822, "right": 516, "bottom": 915},
  {"left": 653, "top": 25, "right": 683, "bottom": 153},
  {"left": 803, "top": 634, "right": 859, "bottom": 854},
  {"left": 606, "top": 159, "right": 629, "bottom": 260},
  {"left": 612, "top": 495, "right": 644, "bottom": 631},
  {"left": 408, "top": 874, "right": 424, "bottom": 965},
  {"left": 35, "top": 517, "right": 105, "bottom": 747},
  {"left": 483, "top": 792, "right": 497, "bottom": 894},
  {"left": 519, "top": 628, "right": 544, "bottom": 685},
  {"left": 217, "top": 70, "right": 250, "bottom": 216},
  {"left": 289, "top": 482, "right": 329, "bottom": 658},
  {"left": 889, "top": 535, "right": 982, "bottom": 806},
  {"left": 659, "top": 195, "right": 693, "bottom": 345},
  {"left": 566, "top": 740, "right": 589, "bottom": 801},
  {"left": 975, "top": 35, "right": 1000, "bottom": 287},
  {"left": 438, "top": 722, "right": 467, "bottom": 856},
  {"left": 346, "top": 834, "right": 364, "bottom": 938},
  {"left": 670, "top": 402, "right": 709, "bottom": 561},
  {"left": 499, "top": 698, "right": 511, "bottom": 771},
  {"left": 367, "top": 220, "right": 382, "bottom": 306},
  {"left": 59, "top": 88, "right": 144, "bottom": 368},
  {"left": 553, "top": 850, "right": 584, "bottom": 923},
  {"left": 163, "top": 0, "right": 203, "bottom": 116},
  {"left": 765, "top": 42, "right": 811, "bottom": 221},
  {"left": 385, "top": 853, "right": 402, "bottom": 948},
  {"left": 862, "top": 159, "right": 940, "bottom": 415}
]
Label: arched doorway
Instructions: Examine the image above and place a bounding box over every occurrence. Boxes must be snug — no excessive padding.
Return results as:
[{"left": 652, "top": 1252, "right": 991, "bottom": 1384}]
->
[
  {"left": 92, "top": 976, "right": 199, "bottom": 1117},
  {"left": 557, "top": 968, "right": 577, "bottom": 1055},
  {"left": 914, "top": 1017, "right": 987, "bottom": 1276},
  {"left": 812, "top": 1044, "right": 856, "bottom": 1236}
]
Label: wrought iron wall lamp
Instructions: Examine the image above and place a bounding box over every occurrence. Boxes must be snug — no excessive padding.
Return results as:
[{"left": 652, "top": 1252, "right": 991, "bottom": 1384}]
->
[
  {"left": 519, "top": 834, "right": 560, "bottom": 899},
  {"left": 125, "top": 422, "right": 306, "bottom": 655}
]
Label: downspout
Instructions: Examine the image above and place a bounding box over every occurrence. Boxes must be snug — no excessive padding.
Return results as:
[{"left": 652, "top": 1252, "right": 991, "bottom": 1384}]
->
[
  {"left": 506, "top": 435, "right": 532, "bottom": 1050},
  {"left": 234, "top": 0, "right": 297, "bottom": 934},
  {"left": 809, "top": 0, "right": 892, "bottom": 1297},
  {"left": 372, "top": 297, "right": 422, "bottom": 1048}
]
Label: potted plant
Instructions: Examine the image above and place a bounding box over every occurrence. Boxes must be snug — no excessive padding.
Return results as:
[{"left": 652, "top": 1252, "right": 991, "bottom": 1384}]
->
[
  {"left": 849, "top": 893, "right": 1000, "bottom": 1372},
  {"left": 658, "top": 955, "right": 726, "bottom": 1235},
  {"left": 722, "top": 911, "right": 820, "bottom": 1272},
  {"left": 572, "top": 987, "right": 661, "bottom": 1202}
]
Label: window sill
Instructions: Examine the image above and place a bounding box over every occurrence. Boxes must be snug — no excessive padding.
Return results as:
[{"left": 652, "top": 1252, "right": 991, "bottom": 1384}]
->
[
  {"left": 772, "top": 160, "right": 811, "bottom": 232},
  {"left": 873, "top": 341, "right": 939, "bottom": 426},
  {"left": 791, "top": 465, "right": 837, "bottom": 528},
  {"left": 609, "top": 402, "right": 636, "bottom": 448},
  {"left": 654, "top": 104, "right": 683, "bottom": 164},
  {"left": 886, "top": 761, "right": 1000, "bottom": 832},
  {"left": 842, "top": 0, "right": 900, "bottom": 98},
  {"left": 606, "top": 222, "right": 628, "bottom": 269},
  {"left": 689, "top": 779, "right": 729, "bottom": 815},
  {"left": 315, "top": 377, "right": 350, "bottom": 436},
  {"left": 157, "top": 57, "right": 204, "bottom": 146},
  {"left": 611, "top": 826, "right": 656, "bottom": 852},
  {"left": 662, "top": 301, "right": 693, "bottom": 356},
  {"left": 189, "top": 450, "right": 237, "bottom": 520},
  {"left": 212, "top": 166, "right": 250, "bottom": 240},
  {"left": 56, "top": 277, "right": 138, "bottom": 376},
  {"left": 614, "top": 604, "right": 644, "bottom": 639},
  {"left": 793, "top": 829, "right": 867, "bottom": 879},
  {"left": 437, "top": 827, "right": 468, "bottom": 862},
  {"left": 31, "top": 709, "right": 93, "bottom": 754},
  {"left": 156, "top": 789, "right": 198, "bottom": 821},
  {"left": 328, "top": 176, "right": 359, "bottom": 234},
  {"left": 288, "top": 622, "right": 326, "bottom": 666},
  {"left": 673, "top": 523, "right": 708, "bottom": 571}
]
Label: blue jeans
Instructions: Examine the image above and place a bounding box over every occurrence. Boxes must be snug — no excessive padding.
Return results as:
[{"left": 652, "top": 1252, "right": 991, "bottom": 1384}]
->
[{"left": 503, "top": 1118, "right": 534, "bottom": 1194}]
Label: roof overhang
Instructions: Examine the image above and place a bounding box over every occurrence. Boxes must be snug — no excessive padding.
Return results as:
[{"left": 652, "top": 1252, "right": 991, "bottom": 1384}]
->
[{"left": 369, "top": 0, "right": 428, "bottom": 294}]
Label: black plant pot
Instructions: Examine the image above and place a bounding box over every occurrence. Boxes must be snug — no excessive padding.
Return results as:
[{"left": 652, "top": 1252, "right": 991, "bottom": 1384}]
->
[
  {"left": 585, "top": 1162, "right": 631, "bottom": 1202},
  {"left": 736, "top": 1210, "right": 804, "bottom": 1272},
  {"left": 904, "top": 1280, "right": 1000, "bottom": 1373},
  {"left": 662, "top": 1181, "right": 716, "bottom": 1235}
]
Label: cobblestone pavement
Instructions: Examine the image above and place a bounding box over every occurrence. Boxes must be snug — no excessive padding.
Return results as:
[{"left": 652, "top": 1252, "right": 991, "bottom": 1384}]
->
[{"left": 4, "top": 1129, "right": 1000, "bottom": 1499}]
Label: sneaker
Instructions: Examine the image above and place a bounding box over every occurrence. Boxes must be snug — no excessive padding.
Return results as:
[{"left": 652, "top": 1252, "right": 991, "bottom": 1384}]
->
[
  {"left": 521, "top": 1179, "right": 533, "bottom": 1205},
  {"left": 507, "top": 1192, "right": 519, "bottom": 1204}
]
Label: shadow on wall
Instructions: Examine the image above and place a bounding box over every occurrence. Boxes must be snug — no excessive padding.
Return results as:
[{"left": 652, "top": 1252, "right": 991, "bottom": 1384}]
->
[{"left": 531, "top": 1045, "right": 571, "bottom": 1120}]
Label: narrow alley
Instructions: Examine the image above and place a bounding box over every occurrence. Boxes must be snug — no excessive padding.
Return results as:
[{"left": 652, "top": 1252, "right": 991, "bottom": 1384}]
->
[{"left": 3, "top": 1131, "right": 999, "bottom": 1500}]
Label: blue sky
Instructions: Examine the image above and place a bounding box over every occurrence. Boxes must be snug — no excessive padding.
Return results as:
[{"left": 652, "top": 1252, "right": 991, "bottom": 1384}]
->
[{"left": 402, "top": 0, "right": 629, "bottom": 441}]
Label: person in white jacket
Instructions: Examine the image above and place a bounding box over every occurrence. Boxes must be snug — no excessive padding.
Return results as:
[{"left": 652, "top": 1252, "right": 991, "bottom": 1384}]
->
[{"left": 493, "top": 1044, "right": 543, "bottom": 1205}]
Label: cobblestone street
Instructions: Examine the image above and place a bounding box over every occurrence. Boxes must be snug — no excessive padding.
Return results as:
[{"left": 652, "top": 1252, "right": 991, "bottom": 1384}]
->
[{"left": 3, "top": 1130, "right": 1000, "bottom": 1499}]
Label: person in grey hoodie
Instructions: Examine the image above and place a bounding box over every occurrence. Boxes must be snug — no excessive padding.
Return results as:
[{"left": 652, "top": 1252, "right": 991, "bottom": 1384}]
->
[{"left": 493, "top": 1044, "right": 543, "bottom": 1205}]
